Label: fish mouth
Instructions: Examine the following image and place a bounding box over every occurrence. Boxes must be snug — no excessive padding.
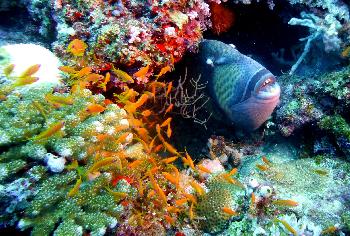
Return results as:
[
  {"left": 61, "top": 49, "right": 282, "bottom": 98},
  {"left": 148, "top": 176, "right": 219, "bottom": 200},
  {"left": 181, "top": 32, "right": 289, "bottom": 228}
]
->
[{"left": 253, "top": 76, "right": 280, "bottom": 101}]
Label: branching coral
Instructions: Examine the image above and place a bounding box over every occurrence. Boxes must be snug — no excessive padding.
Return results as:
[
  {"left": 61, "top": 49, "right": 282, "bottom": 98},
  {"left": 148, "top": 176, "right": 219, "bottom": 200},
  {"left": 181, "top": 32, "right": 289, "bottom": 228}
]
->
[
  {"left": 288, "top": 11, "right": 344, "bottom": 74},
  {"left": 286, "top": 0, "right": 350, "bottom": 75}
]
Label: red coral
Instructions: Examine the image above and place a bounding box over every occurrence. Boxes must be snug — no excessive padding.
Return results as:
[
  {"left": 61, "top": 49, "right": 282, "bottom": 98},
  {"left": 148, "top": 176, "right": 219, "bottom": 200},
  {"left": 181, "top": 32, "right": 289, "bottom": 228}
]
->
[{"left": 209, "top": 2, "right": 235, "bottom": 35}]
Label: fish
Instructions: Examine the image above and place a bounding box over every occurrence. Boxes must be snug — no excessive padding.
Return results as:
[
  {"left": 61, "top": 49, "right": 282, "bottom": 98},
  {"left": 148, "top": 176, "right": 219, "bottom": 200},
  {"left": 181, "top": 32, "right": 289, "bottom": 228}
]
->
[
  {"left": 116, "top": 132, "right": 131, "bottom": 144},
  {"left": 137, "top": 179, "right": 144, "bottom": 197},
  {"left": 189, "top": 202, "right": 195, "bottom": 221},
  {"left": 161, "top": 118, "right": 172, "bottom": 127},
  {"left": 184, "top": 193, "right": 197, "bottom": 204},
  {"left": 221, "top": 173, "right": 245, "bottom": 188},
  {"left": 156, "top": 65, "right": 172, "bottom": 79},
  {"left": 222, "top": 207, "right": 237, "bottom": 216},
  {"left": 228, "top": 168, "right": 238, "bottom": 176},
  {"left": 85, "top": 73, "right": 104, "bottom": 83},
  {"left": 314, "top": 169, "right": 328, "bottom": 176},
  {"left": 148, "top": 170, "right": 168, "bottom": 205},
  {"left": 3, "top": 64, "right": 15, "bottom": 77},
  {"left": 11, "top": 76, "right": 39, "bottom": 88},
  {"left": 66, "top": 160, "right": 79, "bottom": 170},
  {"left": 86, "top": 104, "right": 105, "bottom": 114},
  {"left": 341, "top": 45, "right": 350, "bottom": 58},
  {"left": 321, "top": 225, "right": 338, "bottom": 235},
  {"left": 161, "top": 156, "right": 179, "bottom": 164},
  {"left": 112, "top": 67, "right": 134, "bottom": 83},
  {"left": 166, "top": 206, "right": 181, "bottom": 213},
  {"left": 99, "top": 72, "right": 111, "bottom": 92},
  {"left": 20, "top": 64, "right": 41, "bottom": 77},
  {"left": 262, "top": 156, "right": 272, "bottom": 166},
  {"left": 166, "top": 81, "right": 173, "bottom": 97},
  {"left": 272, "top": 199, "right": 299, "bottom": 207},
  {"left": 45, "top": 93, "right": 74, "bottom": 106},
  {"left": 67, "top": 39, "right": 88, "bottom": 57},
  {"left": 164, "top": 103, "right": 174, "bottom": 115},
  {"left": 175, "top": 198, "right": 188, "bottom": 206},
  {"left": 183, "top": 151, "right": 195, "bottom": 170},
  {"left": 59, "top": 66, "right": 77, "bottom": 74},
  {"left": 163, "top": 141, "right": 181, "bottom": 156},
  {"left": 197, "top": 40, "right": 280, "bottom": 131},
  {"left": 163, "top": 172, "right": 179, "bottom": 187},
  {"left": 128, "top": 159, "right": 143, "bottom": 169},
  {"left": 197, "top": 164, "right": 212, "bottom": 174},
  {"left": 67, "top": 177, "right": 82, "bottom": 197},
  {"left": 134, "top": 64, "right": 149, "bottom": 79},
  {"left": 190, "top": 181, "right": 205, "bottom": 196},
  {"left": 256, "top": 164, "right": 269, "bottom": 171},
  {"left": 75, "top": 67, "right": 92, "bottom": 78},
  {"left": 31, "top": 121, "right": 65, "bottom": 141},
  {"left": 156, "top": 124, "right": 181, "bottom": 156},
  {"left": 164, "top": 215, "right": 175, "bottom": 225},
  {"left": 88, "top": 156, "right": 121, "bottom": 173},
  {"left": 135, "top": 127, "right": 149, "bottom": 142},
  {"left": 251, "top": 192, "right": 256, "bottom": 208},
  {"left": 105, "top": 188, "right": 128, "bottom": 200},
  {"left": 32, "top": 101, "right": 48, "bottom": 119},
  {"left": 141, "top": 109, "right": 152, "bottom": 117},
  {"left": 274, "top": 218, "right": 297, "bottom": 236}
]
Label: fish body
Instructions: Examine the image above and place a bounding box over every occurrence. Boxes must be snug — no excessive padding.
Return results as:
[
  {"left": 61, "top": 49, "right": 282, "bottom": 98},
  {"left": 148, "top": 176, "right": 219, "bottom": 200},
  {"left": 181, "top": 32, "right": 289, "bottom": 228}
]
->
[{"left": 198, "top": 40, "right": 280, "bottom": 130}]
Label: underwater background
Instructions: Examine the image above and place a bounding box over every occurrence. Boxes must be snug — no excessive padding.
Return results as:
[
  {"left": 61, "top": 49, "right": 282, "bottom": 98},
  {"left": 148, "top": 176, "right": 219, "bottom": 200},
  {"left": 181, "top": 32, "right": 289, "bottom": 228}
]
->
[{"left": 0, "top": 0, "right": 349, "bottom": 235}]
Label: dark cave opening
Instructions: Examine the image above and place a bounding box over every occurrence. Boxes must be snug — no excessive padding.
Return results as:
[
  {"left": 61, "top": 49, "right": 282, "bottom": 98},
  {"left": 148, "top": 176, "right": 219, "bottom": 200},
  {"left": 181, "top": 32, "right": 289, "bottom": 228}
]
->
[
  {"left": 172, "top": 2, "right": 311, "bottom": 155},
  {"left": 203, "top": 1, "right": 308, "bottom": 75},
  {"left": 0, "top": 3, "right": 54, "bottom": 47}
]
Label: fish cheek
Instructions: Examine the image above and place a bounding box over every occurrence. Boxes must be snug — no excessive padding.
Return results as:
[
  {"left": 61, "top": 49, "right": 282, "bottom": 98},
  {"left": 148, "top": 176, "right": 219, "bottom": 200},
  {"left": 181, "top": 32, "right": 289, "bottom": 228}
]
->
[{"left": 229, "top": 96, "right": 278, "bottom": 130}]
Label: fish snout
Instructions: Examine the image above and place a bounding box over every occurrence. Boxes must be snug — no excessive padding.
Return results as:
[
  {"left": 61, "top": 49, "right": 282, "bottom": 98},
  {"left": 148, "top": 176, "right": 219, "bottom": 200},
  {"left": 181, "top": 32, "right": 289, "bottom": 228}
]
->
[{"left": 253, "top": 76, "right": 281, "bottom": 101}]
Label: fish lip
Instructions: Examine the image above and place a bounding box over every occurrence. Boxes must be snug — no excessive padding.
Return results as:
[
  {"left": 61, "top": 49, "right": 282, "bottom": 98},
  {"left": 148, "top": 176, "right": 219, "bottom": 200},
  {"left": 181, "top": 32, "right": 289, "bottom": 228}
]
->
[{"left": 253, "top": 82, "right": 281, "bottom": 101}]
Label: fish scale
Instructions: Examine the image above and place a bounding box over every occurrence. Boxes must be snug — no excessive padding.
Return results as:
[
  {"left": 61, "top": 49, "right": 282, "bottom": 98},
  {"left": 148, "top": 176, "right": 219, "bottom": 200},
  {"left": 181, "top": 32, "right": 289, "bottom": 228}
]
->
[{"left": 212, "top": 64, "right": 245, "bottom": 112}]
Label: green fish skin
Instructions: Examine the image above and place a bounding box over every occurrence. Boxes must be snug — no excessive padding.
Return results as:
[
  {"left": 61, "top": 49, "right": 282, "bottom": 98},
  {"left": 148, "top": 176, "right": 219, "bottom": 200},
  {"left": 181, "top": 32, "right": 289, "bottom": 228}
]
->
[{"left": 198, "top": 40, "right": 280, "bottom": 131}]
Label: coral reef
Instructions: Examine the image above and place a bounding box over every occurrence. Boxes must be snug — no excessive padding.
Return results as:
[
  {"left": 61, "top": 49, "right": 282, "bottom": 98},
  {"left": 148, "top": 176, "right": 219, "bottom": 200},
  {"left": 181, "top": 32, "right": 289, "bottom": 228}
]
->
[
  {"left": 20, "top": 0, "right": 211, "bottom": 83},
  {"left": 0, "top": 45, "right": 252, "bottom": 235},
  {"left": 196, "top": 176, "right": 245, "bottom": 233},
  {"left": 275, "top": 65, "right": 350, "bottom": 158},
  {"left": 1, "top": 1, "right": 350, "bottom": 235},
  {"left": 287, "top": 0, "right": 350, "bottom": 75},
  {"left": 0, "top": 70, "right": 129, "bottom": 234},
  {"left": 217, "top": 142, "right": 350, "bottom": 235}
]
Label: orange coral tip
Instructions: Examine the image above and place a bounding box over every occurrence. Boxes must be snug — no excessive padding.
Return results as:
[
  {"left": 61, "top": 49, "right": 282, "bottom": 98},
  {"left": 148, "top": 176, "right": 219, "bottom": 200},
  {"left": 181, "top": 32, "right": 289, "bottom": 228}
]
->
[{"left": 67, "top": 39, "right": 88, "bottom": 56}]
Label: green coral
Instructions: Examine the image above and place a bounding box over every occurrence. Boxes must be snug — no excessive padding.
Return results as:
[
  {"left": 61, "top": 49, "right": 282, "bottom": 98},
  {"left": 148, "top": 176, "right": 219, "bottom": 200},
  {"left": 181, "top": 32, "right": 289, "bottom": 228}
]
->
[
  {"left": 341, "top": 212, "right": 350, "bottom": 231},
  {"left": 0, "top": 79, "right": 132, "bottom": 235},
  {"left": 195, "top": 176, "right": 246, "bottom": 233},
  {"left": 315, "top": 66, "right": 350, "bottom": 104},
  {"left": 318, "top": 115, "right": 350, "bottom": 141}
]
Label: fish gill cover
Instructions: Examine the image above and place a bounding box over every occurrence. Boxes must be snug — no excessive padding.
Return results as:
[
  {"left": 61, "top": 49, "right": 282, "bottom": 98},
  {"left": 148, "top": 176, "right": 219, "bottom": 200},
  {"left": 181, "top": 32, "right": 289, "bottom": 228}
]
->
[{"left": 0, "top": 0, "right": 349, "bottom": 236}]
